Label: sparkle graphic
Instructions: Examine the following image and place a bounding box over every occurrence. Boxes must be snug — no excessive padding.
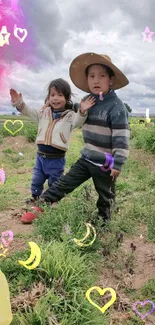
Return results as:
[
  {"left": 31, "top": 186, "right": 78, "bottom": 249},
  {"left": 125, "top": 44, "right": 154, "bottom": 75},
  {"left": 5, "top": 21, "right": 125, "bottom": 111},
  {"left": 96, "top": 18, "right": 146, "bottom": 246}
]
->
[
  {"left": 96, "top": 38, "right": 100, "bottom": 45},
  {"left": 95, "top": 32, "right": 101, "bottom": 45},
  {"left": 142, "top": 26, "right": 155, "bottom": 43}
]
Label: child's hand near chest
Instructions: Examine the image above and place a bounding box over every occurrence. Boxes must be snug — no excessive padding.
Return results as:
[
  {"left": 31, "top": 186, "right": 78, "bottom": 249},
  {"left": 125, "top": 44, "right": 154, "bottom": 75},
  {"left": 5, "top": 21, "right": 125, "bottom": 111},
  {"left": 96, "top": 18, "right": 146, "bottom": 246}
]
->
[{"left": 80, "top": 96, "right": 96, "bottom": 114}]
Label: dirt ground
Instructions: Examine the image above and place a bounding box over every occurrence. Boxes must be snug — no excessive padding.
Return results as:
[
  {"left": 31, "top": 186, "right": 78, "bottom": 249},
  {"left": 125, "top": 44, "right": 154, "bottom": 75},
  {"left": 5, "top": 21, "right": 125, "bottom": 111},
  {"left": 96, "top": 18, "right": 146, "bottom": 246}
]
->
[
  {"left": 0, "top": 136, "right": 35, "bottom": 253},
  {"left": 0, "top": 208, "right": 34, "bottom": 255},
  {"left": 98, "top": 226, "right": 155, "bottom": 324}
]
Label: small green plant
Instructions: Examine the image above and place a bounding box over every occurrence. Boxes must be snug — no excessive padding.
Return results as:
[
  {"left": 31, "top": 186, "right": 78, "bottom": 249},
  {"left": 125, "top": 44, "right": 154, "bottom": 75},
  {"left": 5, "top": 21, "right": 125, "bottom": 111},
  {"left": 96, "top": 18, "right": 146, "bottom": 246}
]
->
[
  {"left": 3, "top": 148, "right": 15, "bottom": 154},
  {"left": 24, "top": 123, "right": 38, "bottom": 142}
]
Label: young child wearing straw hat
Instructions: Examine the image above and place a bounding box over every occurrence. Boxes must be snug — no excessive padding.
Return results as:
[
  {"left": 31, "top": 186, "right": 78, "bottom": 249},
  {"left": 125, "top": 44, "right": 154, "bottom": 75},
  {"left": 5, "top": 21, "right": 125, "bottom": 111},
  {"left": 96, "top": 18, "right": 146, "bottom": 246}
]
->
[{"left": 38, "top": 52, "right": 130, "bottom": 229}]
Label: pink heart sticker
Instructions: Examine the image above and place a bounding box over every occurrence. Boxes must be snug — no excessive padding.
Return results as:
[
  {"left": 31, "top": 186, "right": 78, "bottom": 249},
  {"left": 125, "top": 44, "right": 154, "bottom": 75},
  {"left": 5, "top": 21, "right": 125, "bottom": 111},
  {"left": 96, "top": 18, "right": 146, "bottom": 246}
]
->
[
  {"left": 0, "top": 168, "right": 5, "bottom": 184},
  {"left": 1, "top": 230, "right": 14, "bottom": 247},
  {"left": 132, "top": 300, "right": 155, "bottom": 320}
]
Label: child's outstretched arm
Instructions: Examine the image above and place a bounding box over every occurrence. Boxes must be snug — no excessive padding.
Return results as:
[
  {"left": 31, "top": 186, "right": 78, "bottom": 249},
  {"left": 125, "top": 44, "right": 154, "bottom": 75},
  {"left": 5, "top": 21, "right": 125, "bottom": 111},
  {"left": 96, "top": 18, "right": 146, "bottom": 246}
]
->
[
  {"left": 109, "top": 103, "right": 130, "bottom": 177},
  {"left": 10, "top": 89, "right": 40, "bottom": 122},
  {"left": 71, "top": 96, "right": 96, "bottom": 129}
]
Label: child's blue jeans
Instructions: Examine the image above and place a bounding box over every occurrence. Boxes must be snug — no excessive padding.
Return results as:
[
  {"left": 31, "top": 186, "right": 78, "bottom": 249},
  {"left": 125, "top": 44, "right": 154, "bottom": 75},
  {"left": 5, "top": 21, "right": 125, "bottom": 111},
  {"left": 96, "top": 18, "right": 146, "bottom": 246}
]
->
[{"left": 31, "top": 153, "right": 65, "bottom": 197}]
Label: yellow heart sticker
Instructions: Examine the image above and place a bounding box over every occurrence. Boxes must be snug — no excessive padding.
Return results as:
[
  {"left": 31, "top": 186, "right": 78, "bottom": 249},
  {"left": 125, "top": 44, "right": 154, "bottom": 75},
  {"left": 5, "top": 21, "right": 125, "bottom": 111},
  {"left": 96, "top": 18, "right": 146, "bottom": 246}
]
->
[
  {"left": 86, "top": 286, "right": 116, "bottom": 313},
  {"left": 3, "top": 120, "right": 24, "bottom": 136}
]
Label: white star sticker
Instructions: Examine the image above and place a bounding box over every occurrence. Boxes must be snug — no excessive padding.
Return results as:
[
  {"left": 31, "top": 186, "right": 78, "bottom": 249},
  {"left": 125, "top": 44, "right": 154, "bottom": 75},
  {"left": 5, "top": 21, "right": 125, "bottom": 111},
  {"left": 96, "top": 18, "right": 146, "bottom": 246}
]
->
[
  {"left": 0, "top": 26, "right": 10, "bottom": 47},
  {"left": 142, "top": 26, "right": 155, "bottom": 43}
]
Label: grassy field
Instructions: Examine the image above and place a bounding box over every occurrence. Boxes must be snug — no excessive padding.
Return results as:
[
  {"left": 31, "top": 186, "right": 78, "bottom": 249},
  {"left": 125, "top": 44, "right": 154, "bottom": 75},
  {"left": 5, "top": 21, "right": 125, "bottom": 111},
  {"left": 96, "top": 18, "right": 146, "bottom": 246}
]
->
[{"left": 0, "top": 116, "right": 155, "bottom": 324}]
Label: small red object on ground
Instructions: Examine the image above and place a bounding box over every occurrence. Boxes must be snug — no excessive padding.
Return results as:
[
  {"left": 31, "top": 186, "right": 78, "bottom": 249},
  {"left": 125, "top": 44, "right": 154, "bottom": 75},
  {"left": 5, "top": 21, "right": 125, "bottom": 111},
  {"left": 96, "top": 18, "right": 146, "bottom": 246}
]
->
[
  {"left": 31, "top": 206, "right": 44, "bottom": 213},
  {"left": 21, "top": 212, "right": 38, "bottom": 224}
]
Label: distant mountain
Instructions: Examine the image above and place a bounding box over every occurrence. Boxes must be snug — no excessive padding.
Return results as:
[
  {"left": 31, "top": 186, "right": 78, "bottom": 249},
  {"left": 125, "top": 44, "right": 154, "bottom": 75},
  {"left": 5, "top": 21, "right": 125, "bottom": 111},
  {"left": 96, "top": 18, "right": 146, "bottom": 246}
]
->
[
  {"left": 0, "top": 111, "right": 20, "bottom": 115},
  {"left": 130, "top": 113, "right": 155, "bottom": 117}
]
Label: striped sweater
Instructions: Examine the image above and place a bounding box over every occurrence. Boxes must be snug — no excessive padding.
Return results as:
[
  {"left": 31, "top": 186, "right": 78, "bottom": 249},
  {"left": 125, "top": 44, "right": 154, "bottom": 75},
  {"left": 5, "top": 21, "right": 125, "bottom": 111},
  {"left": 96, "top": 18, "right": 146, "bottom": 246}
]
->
[{"left": 81, "top": 90, "right": 130, "bottom": 171}]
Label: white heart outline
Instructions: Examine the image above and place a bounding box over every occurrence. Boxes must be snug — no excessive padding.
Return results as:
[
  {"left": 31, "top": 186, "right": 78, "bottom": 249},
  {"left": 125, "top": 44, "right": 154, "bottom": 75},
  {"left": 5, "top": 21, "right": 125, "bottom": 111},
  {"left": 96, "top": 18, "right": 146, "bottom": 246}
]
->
[{"left": 14, "top": 27, "right": 28, "bottom": 43}]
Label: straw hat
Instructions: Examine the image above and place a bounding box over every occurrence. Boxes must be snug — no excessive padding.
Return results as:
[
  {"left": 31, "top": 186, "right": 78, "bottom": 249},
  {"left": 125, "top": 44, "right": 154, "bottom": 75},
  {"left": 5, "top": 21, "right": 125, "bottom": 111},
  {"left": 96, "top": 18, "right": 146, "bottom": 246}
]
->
[{"left": 69, "top": 52, "right": 129, "bottom": 92}]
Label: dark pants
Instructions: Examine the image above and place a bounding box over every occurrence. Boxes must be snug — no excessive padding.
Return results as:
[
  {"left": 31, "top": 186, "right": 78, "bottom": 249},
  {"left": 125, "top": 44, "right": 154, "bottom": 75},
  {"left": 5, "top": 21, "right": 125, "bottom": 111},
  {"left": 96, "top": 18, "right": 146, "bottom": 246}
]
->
[
  {"left": 42, "top": 157, "right": 116, "bottom": 220},
  {"left": 31, "top": 153, "right": 65, "bottom": 197}
]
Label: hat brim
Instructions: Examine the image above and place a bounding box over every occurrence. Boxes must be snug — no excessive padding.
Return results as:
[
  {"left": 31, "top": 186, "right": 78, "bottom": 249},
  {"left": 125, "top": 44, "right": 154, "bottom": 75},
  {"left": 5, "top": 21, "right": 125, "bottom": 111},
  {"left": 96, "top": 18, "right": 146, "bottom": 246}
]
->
[{"left": 69, "top": 52, "right": 129, "bottom": 92}]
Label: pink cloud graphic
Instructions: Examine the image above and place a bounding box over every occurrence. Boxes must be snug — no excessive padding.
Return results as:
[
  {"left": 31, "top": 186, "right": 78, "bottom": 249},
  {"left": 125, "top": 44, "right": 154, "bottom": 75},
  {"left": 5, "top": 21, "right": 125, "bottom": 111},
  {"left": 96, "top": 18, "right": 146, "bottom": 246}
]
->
[{"left": 0, "top": 1, "right": 37, "bottom": 66}]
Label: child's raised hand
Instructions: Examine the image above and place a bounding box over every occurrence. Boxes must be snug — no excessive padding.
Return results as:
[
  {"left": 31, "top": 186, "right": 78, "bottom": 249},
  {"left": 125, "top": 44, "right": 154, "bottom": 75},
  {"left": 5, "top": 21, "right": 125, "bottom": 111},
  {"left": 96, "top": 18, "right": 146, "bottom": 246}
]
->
[
  {"left": 80, "top": 96, "right": 96, "bottom": 113},
  {"left": 10, "top": 88, "right": 21, "bottom": 103}
]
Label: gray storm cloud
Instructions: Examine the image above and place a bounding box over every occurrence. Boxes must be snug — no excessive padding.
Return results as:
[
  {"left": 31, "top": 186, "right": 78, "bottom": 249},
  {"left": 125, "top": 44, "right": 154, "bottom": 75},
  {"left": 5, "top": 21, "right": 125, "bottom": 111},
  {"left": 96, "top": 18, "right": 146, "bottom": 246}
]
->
[
  {"left": 20, "top": 0, "right": 69, "bottom": 65},
  {"left": 0, "top": 0, "right": 155, "bottom": 114}
]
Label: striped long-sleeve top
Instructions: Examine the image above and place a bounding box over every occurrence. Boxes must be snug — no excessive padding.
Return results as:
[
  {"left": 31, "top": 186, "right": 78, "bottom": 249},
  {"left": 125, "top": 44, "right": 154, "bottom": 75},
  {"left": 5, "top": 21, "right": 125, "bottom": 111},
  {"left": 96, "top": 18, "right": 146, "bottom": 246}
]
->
[{"left": 80, "top": 90, "right": 130, "bottom": 171}]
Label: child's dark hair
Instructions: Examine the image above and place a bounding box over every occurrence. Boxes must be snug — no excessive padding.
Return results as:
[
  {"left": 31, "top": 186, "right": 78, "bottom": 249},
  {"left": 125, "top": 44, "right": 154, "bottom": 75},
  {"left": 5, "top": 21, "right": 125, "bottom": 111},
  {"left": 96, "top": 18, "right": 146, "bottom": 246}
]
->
[
  {"left": 85, "top": 64, "right": 115, "bottom": 78},
  {"left": 45, "top": 78, "right": 74, "bottom": 110}
]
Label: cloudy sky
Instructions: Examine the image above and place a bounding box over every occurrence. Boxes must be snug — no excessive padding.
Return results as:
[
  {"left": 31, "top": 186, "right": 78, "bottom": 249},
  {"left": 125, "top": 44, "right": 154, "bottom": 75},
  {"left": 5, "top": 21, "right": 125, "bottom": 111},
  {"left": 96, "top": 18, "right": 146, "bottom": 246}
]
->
[{"left": 0, "top": 0, "right": 155, "bottom": 115}]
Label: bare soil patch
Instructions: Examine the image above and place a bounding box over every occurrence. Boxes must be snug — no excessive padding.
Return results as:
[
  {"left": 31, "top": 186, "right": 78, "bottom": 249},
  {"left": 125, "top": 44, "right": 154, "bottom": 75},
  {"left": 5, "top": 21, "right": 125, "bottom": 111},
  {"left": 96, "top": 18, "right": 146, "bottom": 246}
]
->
[
  {"left": 98, "top": 226, "right": 155, "bottom": 324},
  {"left": 1, "top": 135, "right": 35, "bottom": 151},
  {"left": 130, "top": 147, "right": 155, "bottom": 173},
  {"left": 0, "top": 208, "right": 34, "bottom": 255}
]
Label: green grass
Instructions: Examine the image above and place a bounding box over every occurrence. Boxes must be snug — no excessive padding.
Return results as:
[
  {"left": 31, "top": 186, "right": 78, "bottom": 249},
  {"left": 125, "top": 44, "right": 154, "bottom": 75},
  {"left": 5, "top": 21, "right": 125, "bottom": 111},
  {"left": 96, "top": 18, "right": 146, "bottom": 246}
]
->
[
  {"left": 0, "top": 114, "right": 32, "bottom": 120},
  {"left": 0, "top": 115, "right": 37, "bottom": 141},
  {"left": 1, "top": 118, "right": 155, "bottom": 324}
]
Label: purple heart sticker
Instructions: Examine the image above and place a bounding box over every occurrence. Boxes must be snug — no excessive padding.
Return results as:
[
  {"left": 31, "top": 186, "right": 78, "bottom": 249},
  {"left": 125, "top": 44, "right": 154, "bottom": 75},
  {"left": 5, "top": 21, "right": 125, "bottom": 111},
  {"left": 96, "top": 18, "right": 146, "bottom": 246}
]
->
[
  {"left": 100, "top": 153, "right": 114, "bottom": 172},
  {"left": 132, "top": 300, "right": 155, "bottom": 320}
]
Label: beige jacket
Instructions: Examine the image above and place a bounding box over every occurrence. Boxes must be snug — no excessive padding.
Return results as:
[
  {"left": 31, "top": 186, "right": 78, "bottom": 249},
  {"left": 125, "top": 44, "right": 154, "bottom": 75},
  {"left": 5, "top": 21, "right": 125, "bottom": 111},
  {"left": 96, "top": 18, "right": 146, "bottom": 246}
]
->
[{"left": 11, "top": 96, "right": 87, "bottom": 151}]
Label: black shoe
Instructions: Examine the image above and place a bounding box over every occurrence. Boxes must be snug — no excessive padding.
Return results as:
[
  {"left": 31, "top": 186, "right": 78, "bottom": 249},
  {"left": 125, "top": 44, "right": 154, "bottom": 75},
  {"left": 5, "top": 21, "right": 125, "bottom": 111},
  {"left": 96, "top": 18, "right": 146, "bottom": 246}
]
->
[
  {"left": 102, "top": 220, "right": 110, "bottom": 232},
  {"left": 25, "top": 195, "right": 39, "bottom": 204},
  {"left": 98, "top": 215, "right": 111, "bottom": 232},
  {"left": 35, "top": 197, "right": 52, "bottom": 207}
]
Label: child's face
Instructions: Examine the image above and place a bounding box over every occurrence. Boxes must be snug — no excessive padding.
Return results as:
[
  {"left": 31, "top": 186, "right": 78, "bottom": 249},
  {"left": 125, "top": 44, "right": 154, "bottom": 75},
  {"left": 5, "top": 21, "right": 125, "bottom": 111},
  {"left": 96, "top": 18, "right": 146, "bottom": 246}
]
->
[
  {"left": 87, "top": 65, "right": 114, "bottom": 95},
  {"left": 49, "top": 87, "right": 67, "bottom": 110}
]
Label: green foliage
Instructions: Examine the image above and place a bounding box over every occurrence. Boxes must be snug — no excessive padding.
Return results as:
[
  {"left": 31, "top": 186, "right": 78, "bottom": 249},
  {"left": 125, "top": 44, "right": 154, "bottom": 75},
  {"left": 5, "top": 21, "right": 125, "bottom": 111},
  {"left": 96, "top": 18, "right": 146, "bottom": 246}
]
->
[
  {"left": 130, "top": 122, "right": 155, "bottom": 153},
  {"left": 1, "top": 117, "right": 155, "bottom": 324},
  {"left": 144, "top": 128, "right": 155, "bottom": 152},
  {"left": 124, "top": 102, "right": 132, "bottom": 113},
  {"left": 0, "top": 250, "right": 38, "bottom": 296},
  {"left": 0, "top": 126, "right": 106, "bottom": 324},
  {"left": 0, "top": 116, "right": 37, "bottom": 142},
  {"left": 1, "top": 240, "right": 105, "bottom": 325},
  {"left": 147, "top": 214, "right": 155, "bottom": 241},
  {"left": 130, "top": 124, "right": 146, "bottom": 140},
  {"left": 24, "top": 123, "right": 38, "bottom": 142},
  {"left": 35, "top": 193, "right": 96, "bottom": 241},
  {"left": 126, "top": 316, "right": 144, "bottom": 324},
  {"left": 39, "top": 241, "right": 95, "bottom": 290},
  {"left": 140, "top": 278, "right": 155, "bottom": 298},
  {"left": 0, "top": 134, "right": 3, "bottom": 144}
]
